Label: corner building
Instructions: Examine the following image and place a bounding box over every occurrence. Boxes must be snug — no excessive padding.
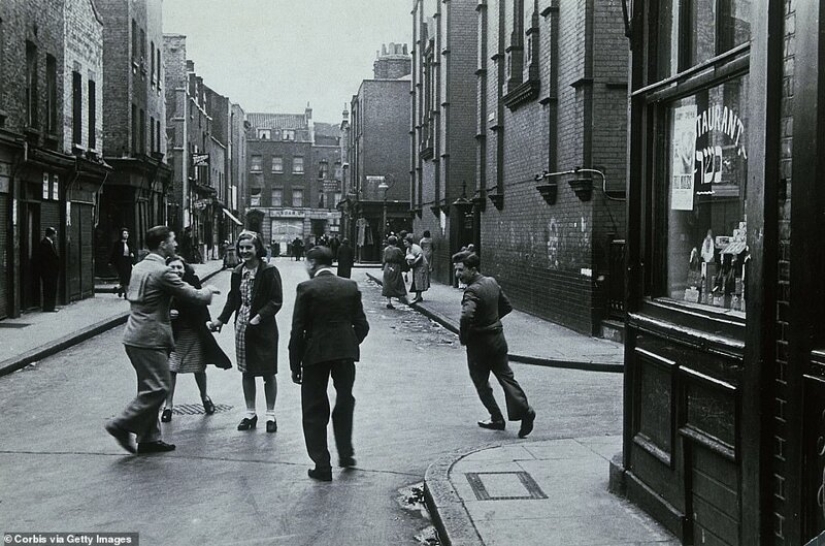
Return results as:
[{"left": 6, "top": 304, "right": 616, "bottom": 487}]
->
[{"left": 620, "top": 1, "right": 825, "bottom": 545}]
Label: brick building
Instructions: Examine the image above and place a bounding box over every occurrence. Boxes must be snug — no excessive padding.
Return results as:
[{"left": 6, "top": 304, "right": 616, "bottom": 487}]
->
[
  {"left": 95, "top": 0, "right": 170, "bottom": 274},
  {"left": 0, "top": 0, "right": 110, "bottom": 318},
  {"left": 618, "top": 1, "right": 825, "bottom": 545},
  {"left": 344, "top": 45, "right": 412, "bottom": 261},
  {"left": 473, "top": 0, "right": 628, "bottom": 336},
  {"left": 411, "top": 0, "right": 478, "bottom": 284},
  {"left": 229, "top": 102, "right": 248, "bottom": 232},
  {"left": 244, "top": 108, "right": 342, "bottom": 255},
  {"left": 163, "top": 36, "right": 217, "bottom": 262}
]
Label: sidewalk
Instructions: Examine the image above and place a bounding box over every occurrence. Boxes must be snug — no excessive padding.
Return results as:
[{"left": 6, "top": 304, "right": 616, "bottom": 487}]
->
[
  {"left": 0, "top": 259, "right": 225, "bottom": 376},
  {"left": 365, "top": 268, "right": 676, "bottom": 546},
  {"left": 364, "top": 268, "right": 624, "bottom": 372}
]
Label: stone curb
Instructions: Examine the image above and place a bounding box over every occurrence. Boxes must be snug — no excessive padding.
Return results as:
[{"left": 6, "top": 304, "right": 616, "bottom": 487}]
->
[
  {"left": 365, "top": 272, "right": 623, "bottom": 374},
  {"left": 0, "top": 267, "right": 224, "bottom": 378},
  {"left": 424, "top": 442, "right": 516, "bottom": 546}
]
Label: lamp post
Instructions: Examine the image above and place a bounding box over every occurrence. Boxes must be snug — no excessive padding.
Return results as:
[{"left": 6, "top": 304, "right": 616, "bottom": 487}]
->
[{"left": 377, "top": 174, "right": 396, "bottom": 241}]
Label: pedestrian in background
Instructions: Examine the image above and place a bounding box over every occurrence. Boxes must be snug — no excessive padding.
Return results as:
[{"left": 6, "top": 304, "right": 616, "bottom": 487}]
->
[
  {"left": 330, "top": 235, "right": 341, "bottom": 261},
  {"left": 289, "top": 246, "right": 370, "bottom": 481},
  {"left": 404, "top": 234, "right": 429, "bottom": 304},
  {"left": 292, "top": 236, "right": 304, "bottom": 261},
  {"left": 105, "top": 226, "right": 220, "bottom": 454},
  {"left": 337, "top": 238, "right": 354, "bottom": 278},
  {"left": 419, "top": 230, "right": 434, "bottom": 273},
  {"left": 381, "top": 235, "right": 407, "bottom": 309},
  {"left": 32, "top": 227, "right": 60, "bottom": 312},
  {"left": 212, "top": 231, "right": 283, "bottom": 433},
  {"left": 452, "top": 251, "right": 535, "bottom": 438},
  {"left": 161, "top": 256, "right": 232, "bottom": 423},
  {"left": 108, "top": 228, "right": 135, "bottom": 298}
]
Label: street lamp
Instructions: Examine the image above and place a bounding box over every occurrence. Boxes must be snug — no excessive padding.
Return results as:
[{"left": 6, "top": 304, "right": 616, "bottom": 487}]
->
[{"left": 378, "top": 175, "right": 396, "bottom": 240}]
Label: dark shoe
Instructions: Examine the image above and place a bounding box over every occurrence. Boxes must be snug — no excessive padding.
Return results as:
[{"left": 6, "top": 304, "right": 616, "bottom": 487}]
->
[
  {"left": 237, "top": 416, "right": 257, "bottom": 431},
  {"left": 161, "top": 409, "right": 172, "bottom": 422},
  {"left": 308, "top": 467, "right": 333, "bottom": 482},
  {"left": 137, "top": 440, "right": 176, "bottom": 454},
  {"left": 338, "top": 456, "right": 357, "bottom": 468},
  {"left": 478, "top": 418, "right": 506, "bottom": 431},
  {"left": 202, "top": 398, "right": 215, "bottom": 415},
  {"left": 266, "top": 419, "right": 277, "bottom": 433},
  {"left": 104, "top": 421, "right": 136, "bottom": 454},
  {"left": 386, "top": 303, "right": 395, "bottom": 309},
  {"left": 518, "top": 408, "right": 536, "bottom": 438}
]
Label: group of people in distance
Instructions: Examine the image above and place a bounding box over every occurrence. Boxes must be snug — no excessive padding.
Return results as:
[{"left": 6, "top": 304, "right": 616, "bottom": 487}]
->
[{"left": 104, "top": 224, "right": 534, "bottom": 480}]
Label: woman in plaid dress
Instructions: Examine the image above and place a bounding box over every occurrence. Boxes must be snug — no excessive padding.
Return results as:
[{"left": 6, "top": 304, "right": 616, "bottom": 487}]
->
[{"left": 213, "top": 231, "right": 283, "bottom": 433}]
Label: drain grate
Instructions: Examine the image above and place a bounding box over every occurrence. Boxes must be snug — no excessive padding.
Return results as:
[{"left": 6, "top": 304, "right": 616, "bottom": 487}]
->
[
  {"left": 170, "top": 403, "right": 233, "bottom": 416},
  {"left": 465, "top": 471, "right": 548, "bottom": 501}
]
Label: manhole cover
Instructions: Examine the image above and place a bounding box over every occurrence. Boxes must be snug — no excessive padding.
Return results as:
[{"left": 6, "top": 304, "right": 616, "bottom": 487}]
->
[
  {"left": 0, "top": 323, "right": 31, "bottom": 328},
  {"left": 465, "top": 471, "right": 548, "bottom": 501},
  {"left": 170, "top": 403, "right": 233, "bottom": 416}
]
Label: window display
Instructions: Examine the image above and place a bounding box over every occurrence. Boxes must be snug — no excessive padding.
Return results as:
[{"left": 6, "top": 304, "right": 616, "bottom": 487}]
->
[{"left": 664, "top": 75, "right": 749, "bottom": 316}]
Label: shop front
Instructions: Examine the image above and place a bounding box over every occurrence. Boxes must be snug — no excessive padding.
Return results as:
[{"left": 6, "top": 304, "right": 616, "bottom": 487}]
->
[{"left": 619, "top": 1, "right": 825, "bottom": 544}]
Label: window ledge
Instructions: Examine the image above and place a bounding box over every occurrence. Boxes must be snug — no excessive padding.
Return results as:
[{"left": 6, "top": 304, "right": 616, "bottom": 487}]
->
[{"left": 502, "top": 79, "right": 540, "bottom": 111}]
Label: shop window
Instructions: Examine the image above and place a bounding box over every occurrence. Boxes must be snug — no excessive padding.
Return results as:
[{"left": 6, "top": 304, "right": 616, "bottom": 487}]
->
[
  {"left": 271, "top": 156, "right": 283, "bottom": 173},
  {"left": 657, "top": 0, "right": 751, "bottom": 78},
  {"left": 663, "top": 74, "right": 749, "bottom": 316},
  {"left": 271, "top": 188, "right": 283, "bottom": 207},
  {"left": 250, "top": 155, "right": 262, "bottom": 172},
  {"left": 293, "top": 157, "right": 304, "bottom": 174},
  {"left": 292, "top": 189, "right": 303, "bottom": 208}
]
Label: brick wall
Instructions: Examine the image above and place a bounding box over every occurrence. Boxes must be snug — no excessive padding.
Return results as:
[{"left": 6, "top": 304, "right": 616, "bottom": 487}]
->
[{"left": 63, "top": 0, "right": 103, "bottom": 155}]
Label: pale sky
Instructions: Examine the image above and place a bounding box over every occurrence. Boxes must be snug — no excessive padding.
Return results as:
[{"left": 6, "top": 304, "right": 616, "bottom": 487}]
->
[{"left": 162, "top": 0, "right": 413, "bottom": 124}]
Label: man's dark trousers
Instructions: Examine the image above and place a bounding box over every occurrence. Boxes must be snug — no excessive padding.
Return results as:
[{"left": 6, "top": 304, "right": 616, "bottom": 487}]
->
[
  {"left": 41, "top": 271, "right": 58, "bottom": 311},
  {"left": 466, "top": 331, "right": 530, "bottom": 421},
  {"left": 301, "top": 359, "right": 355, "bottom": 470}
]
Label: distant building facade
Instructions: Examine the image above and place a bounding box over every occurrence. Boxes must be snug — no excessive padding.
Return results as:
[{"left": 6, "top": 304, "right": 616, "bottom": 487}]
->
[
  {"left": 96, "top": 0, "right": 170, "bottom": 273},
  {"left": 245, "top": 107, "right": 342, "bottom": 255},
  {"left": 346, "top": 47, "right": 412, "bottom": 261}
]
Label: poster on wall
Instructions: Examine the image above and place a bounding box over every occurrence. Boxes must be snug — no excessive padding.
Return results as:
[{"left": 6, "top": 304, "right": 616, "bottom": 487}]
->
[{"left": 670, "top": 104, "right": 697, "bottom": 211}]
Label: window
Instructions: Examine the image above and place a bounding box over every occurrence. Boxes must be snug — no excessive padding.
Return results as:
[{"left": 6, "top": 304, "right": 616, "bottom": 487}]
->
[
  {"left": 657, "top": 0, "right": 751, "bottom": 78},
  {"left": 88, "top": 79, "right": 96, "bottom": 150},
  {"left": 334, "top": 192, "right": 342, "bottom": 207},
  {"left": 271, "top": 188, "right": 283, "bottom": 207},
  {"left": 46, "top": 56, "right": 57, "bottom": 133},
  {"left": 150, "top": 116, "right": 155, "bottom": 153},
  {"left": 140, "top": 29, "right": 146, "bottom": 63},
  {"left": 26, "top": 41, "right": 38, "bottom": 127},
  {"left": 250, "top": 155, "right": 262, "bottom": 172},
  {"left": 72, "top": 71, "right": 82, "bottom": 145},
  {"left": 271, "top": 156, "right": 283, "bottom": 173},
  {"left": 156, "top": 120, "right": 161, "bottom": 153},
  {"left": 156, "top": 49, "right": 162, "bottom": 89},
  {"left": 318, "top": 161, "right": 328, "bottom": 180},
  {"left": 131, "top": 104, "right": 138, "bottom": 153},
  {"left": 150, "top": 42, "right": 155, "bottom": 85},
  {"left": 662, "top": 74, "right": 749, "bottom": 316},
  {"left": 283, "top": 129, "right": 295, "bottom": 141},
  {"left": 139, "top": 109, "right": 145, "bottom": 153},
  {"left": 293, "top": 157, "right": 304, "bottom": 174},
  {"left": 258, "top": 129, "right": 271, "bottom": 139},
  {"left": 250, "top": 187, "right": 261, "bottom": 206},
  {"left": 292, "top": 189, "right": 303, "bottom": 207},
  {"left": 131, "top": 20, "right": 138, "bottom": 61}
]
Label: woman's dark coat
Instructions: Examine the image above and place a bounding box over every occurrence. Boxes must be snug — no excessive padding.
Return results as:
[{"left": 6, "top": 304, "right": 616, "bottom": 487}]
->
[
  {"left": 171, "top": 268, "right": 232, "bottom": 369},
  {"left": 218, "top": 262, "right": 283, "bottom": 374}
]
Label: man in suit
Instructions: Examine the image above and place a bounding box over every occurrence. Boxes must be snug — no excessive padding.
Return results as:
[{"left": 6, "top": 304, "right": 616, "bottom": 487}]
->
[
  {"left": 104, "top": 225, "right": 220, "bottom": 454},
  {"left": 289, "top": 245, "right": 370, "bottom": 481},
  {"left": 33, "top": 227, "right": 60, "bottom": 312},
  {"left": 452, "top": 251, "right": 536, "bottom": 438}
]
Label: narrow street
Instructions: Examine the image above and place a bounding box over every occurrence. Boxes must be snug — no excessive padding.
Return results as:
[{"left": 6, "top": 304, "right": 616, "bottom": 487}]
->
[{"left": 0, "top": 261, "right": 623, "bottom": 545}]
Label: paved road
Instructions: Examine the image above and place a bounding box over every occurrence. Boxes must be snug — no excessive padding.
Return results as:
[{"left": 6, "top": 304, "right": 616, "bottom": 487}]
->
[{"left": 0, "top": 260, "right": 624, "bottom": 545}]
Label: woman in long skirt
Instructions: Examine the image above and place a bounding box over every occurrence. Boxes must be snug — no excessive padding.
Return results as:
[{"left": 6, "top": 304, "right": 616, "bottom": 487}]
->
[
  {"left": 161, "top": 256, "right": 232, "bottom": 422},
  {"left": 404, "top": 234, "right": 430, "bottom": 304},
  {"left": 382, "top": 236, "right": 407, "bottom": 309},
  {"left": 213, "top": 231, "right": 283, "bottom": 433}
]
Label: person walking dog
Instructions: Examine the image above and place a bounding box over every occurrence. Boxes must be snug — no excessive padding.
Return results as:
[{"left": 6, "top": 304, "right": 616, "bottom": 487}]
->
[{"left": 452, "top": 251, "right": 535, "bottom": 438}]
